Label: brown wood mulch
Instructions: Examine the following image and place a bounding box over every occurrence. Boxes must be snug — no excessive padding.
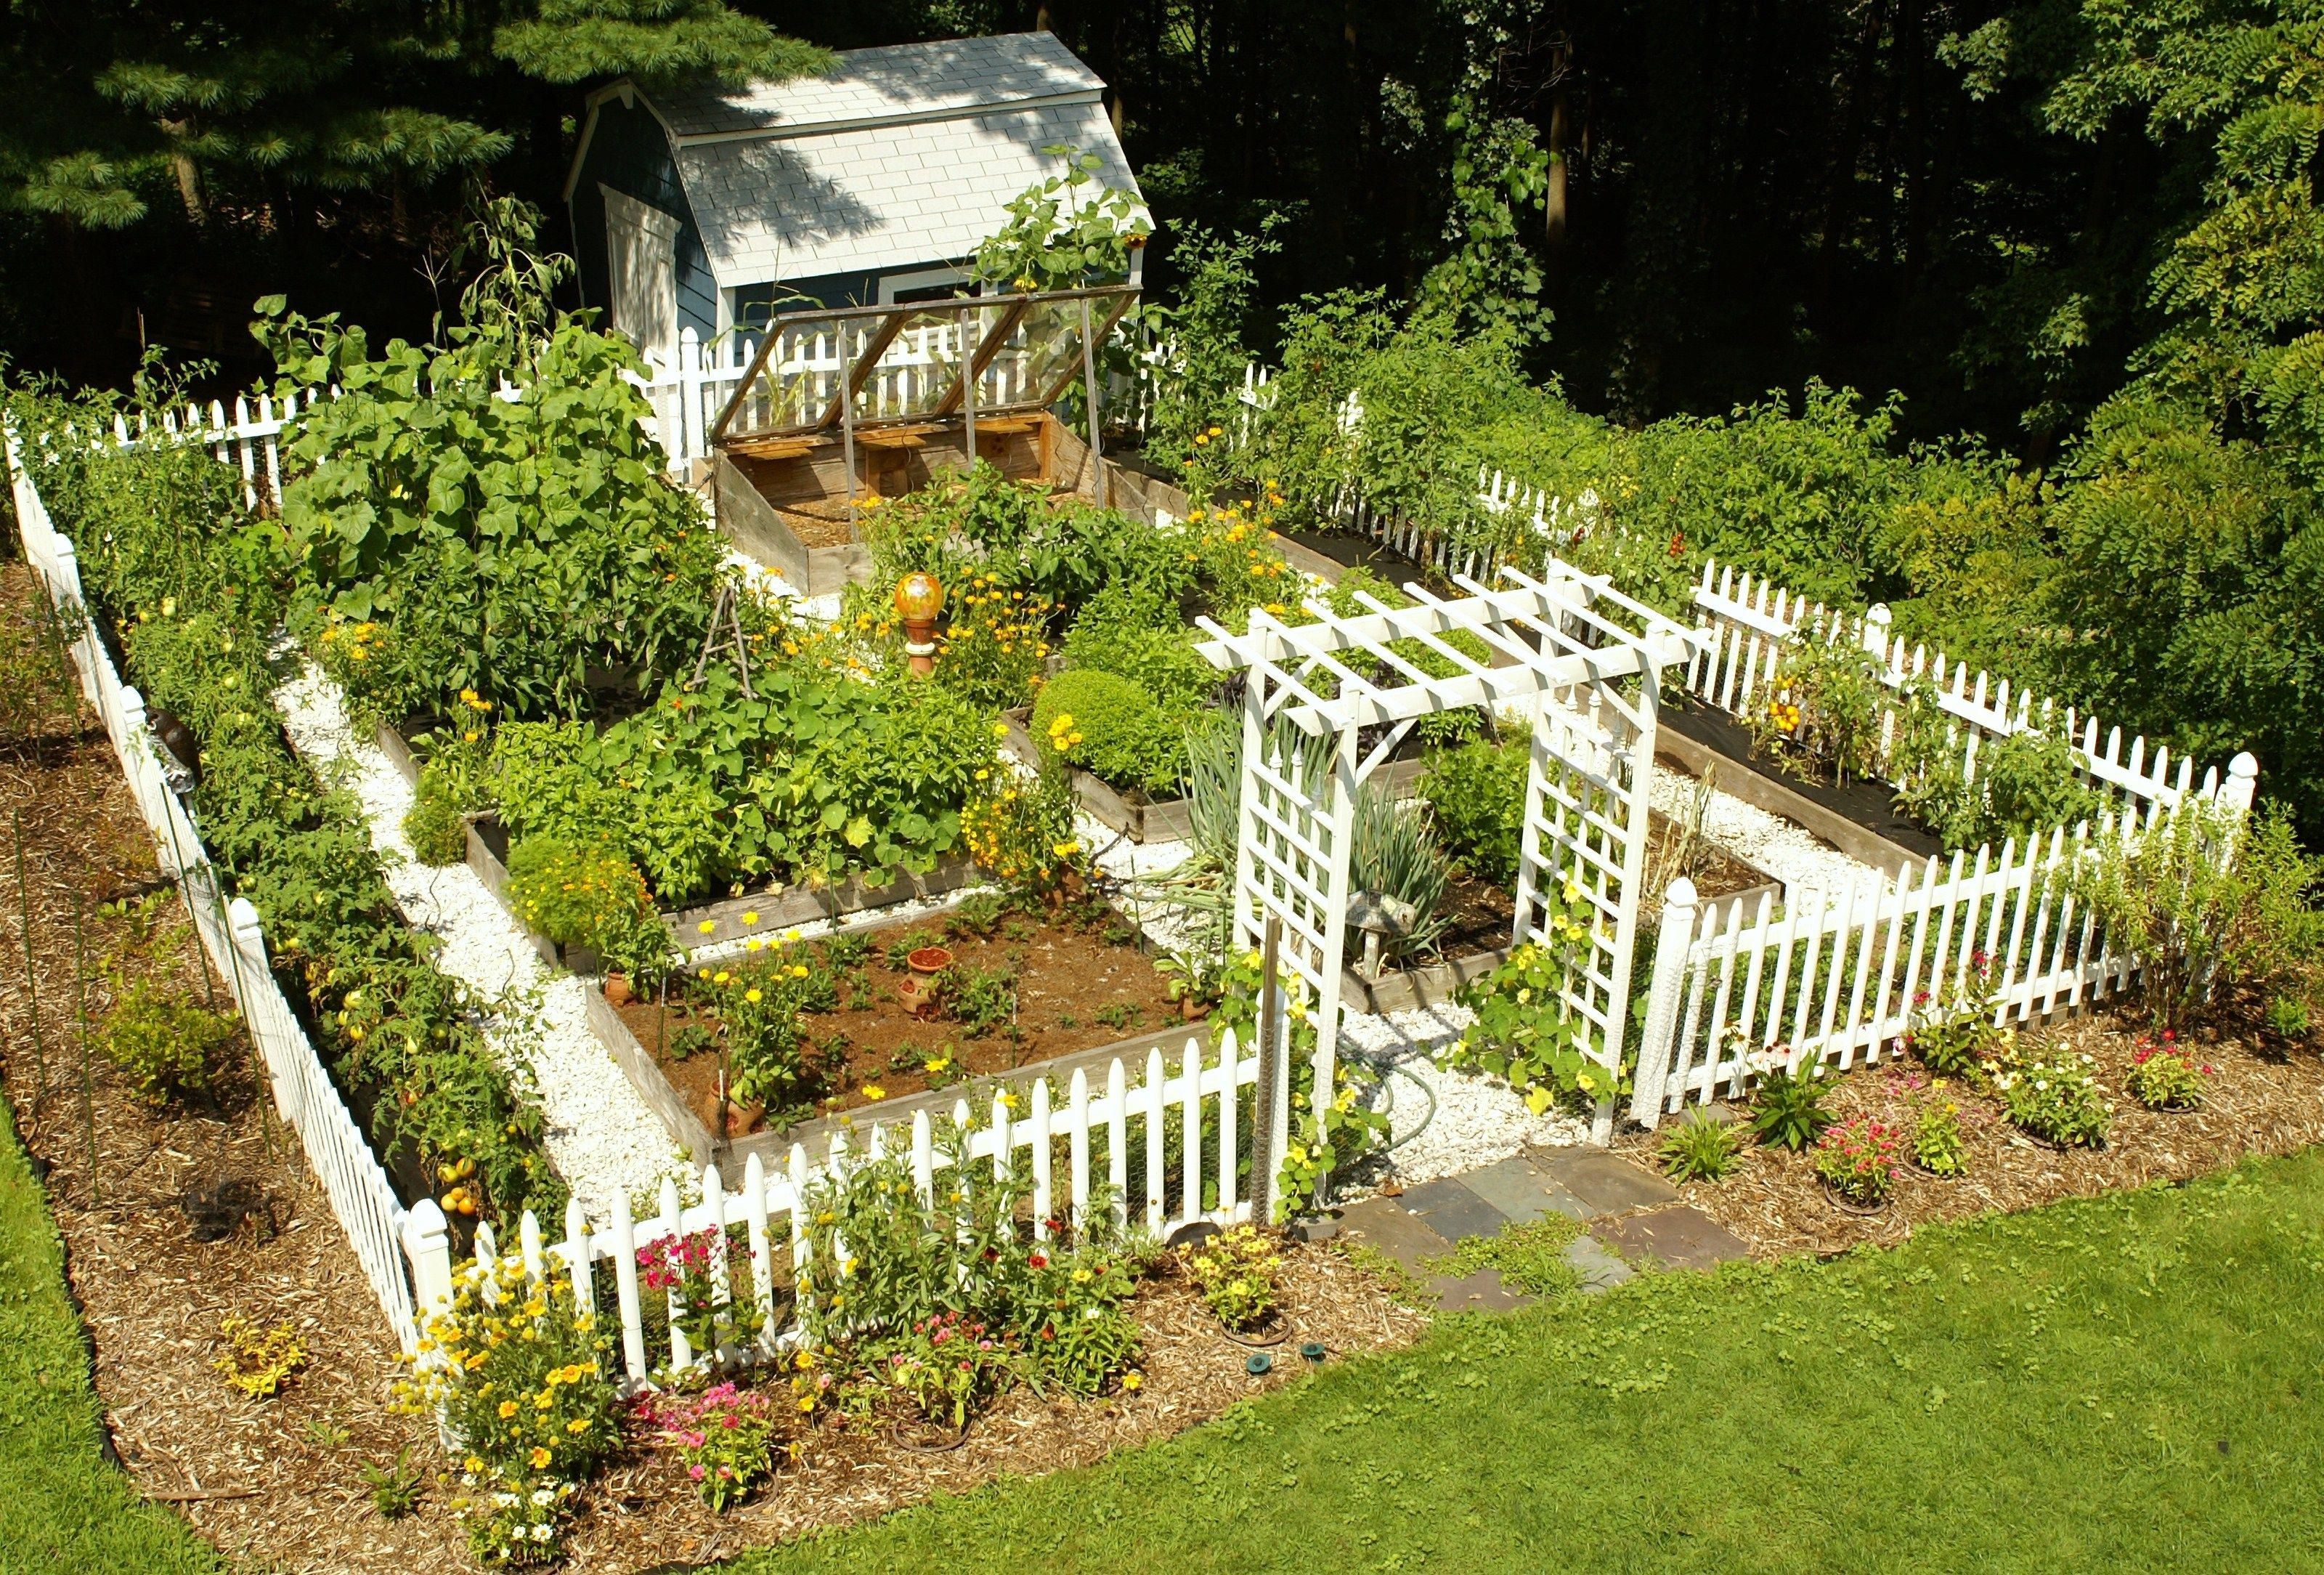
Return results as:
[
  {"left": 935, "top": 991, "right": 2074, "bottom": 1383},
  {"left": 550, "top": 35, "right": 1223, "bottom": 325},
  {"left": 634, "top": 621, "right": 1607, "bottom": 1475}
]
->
[
  {"left": 0, "top": 562, "right": 1424, "bottom": 1573},
  {"left": 1614, "top": 1007, "right": 2324, "bottom": 1259}
]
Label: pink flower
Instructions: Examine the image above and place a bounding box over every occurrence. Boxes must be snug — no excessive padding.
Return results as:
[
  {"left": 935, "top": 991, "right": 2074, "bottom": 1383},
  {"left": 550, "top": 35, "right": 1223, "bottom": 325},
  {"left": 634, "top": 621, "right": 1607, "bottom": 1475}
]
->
[
  {"left": 723, "top": 1414, "right": 739, "bottom": 1429},
  {"left": 689, "top": 1464, "right": 706, "bottom": 1480}
]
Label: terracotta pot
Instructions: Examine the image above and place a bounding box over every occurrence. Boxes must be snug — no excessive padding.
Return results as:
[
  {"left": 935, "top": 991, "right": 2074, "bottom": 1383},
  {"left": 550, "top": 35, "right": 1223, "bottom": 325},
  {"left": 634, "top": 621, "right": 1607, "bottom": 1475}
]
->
[
  {"left": 898, "top": 976, "right": 938, "bottom": 1020},
  {"left": 1179, "top": 997, "right": 1211, "bottom": 1022},
  {"left": 604, "top": 973, "right": 633, "bottom": 1008},
  {"left": 906, "top": 946, "right": 954, "bottom": 976}
]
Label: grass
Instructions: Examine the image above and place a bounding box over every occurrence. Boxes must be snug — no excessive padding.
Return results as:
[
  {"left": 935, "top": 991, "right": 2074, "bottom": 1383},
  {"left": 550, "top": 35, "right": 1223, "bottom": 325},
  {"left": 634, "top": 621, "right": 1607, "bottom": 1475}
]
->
[
  {"left": 0, "top": 1091, "right": 219, "bottom": 1575},
  {"left": 730, "top": 1149, "right": 2324, "bottom": 1573},
  {"left": 1423, "top": 1213, "right": 1585, "bottom": 1297}
]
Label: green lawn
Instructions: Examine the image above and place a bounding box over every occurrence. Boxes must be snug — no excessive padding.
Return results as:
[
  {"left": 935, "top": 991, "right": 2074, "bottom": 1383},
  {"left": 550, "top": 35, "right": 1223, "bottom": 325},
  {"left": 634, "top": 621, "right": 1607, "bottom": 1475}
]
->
[
  {"left": 0, "top": 1092, "right": 219, "bottom": 1575},
  {"left": 735, "top": 1151, "right": 2324, "bottom": 1574}
]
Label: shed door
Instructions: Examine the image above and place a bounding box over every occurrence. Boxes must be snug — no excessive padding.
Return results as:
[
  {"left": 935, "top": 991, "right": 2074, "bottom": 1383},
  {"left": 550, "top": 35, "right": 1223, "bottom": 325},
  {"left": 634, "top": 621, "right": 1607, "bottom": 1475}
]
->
[{"left": 601, "top": 185, "right": 681, "bottom": 360}]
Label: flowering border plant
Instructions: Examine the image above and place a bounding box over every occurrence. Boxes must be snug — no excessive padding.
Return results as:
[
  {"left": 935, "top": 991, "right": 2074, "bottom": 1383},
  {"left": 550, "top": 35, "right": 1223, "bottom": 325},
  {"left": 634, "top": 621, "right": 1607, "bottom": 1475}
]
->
[
  {"left": 2125, "top": 1031, "right": 2214, "bottom": 1111},
  {"left": 1989, "top": 1050, "right": 2113, "bottom": 1147},
  {"left": 394, "top": 1254, "right": 621, "bottom": 1566},
  {"left": 637, "top": 1381, "right": 781, "bottom": 1512},
  {"left": 1811, "top": 1116, "right": 1903, "bottom": 1204}
]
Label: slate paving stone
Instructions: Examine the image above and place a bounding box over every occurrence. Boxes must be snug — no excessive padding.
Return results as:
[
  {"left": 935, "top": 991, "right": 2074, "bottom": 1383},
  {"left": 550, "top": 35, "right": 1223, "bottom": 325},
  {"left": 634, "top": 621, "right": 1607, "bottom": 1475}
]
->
[
  {"left": 1398, "top": 1176, "right": 1513, "bottom": 1244},
  {"left": 1564, "top": 1235, "right": 1636, "bottom": 1293},
  {"left": 1336, "top": 1195, "right": 1456, "bottom": 1276},
  {"left": 1426, "top": 1267, "right": 1530, "bottom": 1313},
  {"left": 1531, "top": 1147, "right": 1682, "bottom": 1215},
  {"left": 1456, "top": 1154, "right": 1594, "bottom": 1225},
  {"left": 1590, "top": 1204, "right": 1752, "bottom": 1271}
]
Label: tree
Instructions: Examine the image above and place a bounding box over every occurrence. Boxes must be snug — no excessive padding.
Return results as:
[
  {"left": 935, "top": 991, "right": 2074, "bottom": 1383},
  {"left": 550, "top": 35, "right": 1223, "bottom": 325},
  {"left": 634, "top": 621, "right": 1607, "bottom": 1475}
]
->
[{"left": 0, "top": 0, "right": 826, "bottom": 230}]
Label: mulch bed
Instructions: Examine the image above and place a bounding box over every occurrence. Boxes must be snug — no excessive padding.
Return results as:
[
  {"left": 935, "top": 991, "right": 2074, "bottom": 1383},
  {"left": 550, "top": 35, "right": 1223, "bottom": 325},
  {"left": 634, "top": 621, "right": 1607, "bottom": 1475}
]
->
[
  {"left": 1616, "top": 1007, "right": 2324, "bottom": 1258},
  {"left": 0, "top": 564, "right": 1420, "bottom": 1572},
  {"left": 558, "top": 1250, "right": 1425, "bottom": 1569},
  {"left": 612, "top": 906, "right": 1188, "bottom": 1128}
]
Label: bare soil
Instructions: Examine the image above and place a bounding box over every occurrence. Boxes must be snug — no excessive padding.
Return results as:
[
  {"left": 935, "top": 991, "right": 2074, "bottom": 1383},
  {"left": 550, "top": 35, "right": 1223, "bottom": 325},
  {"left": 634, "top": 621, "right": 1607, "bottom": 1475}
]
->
[
  {"left": 614, "top": 904, "right": 1187, "bottom": 1130},
  {"left": 1616, "top": 1005, "right": 2324, "bottom": 1259}
]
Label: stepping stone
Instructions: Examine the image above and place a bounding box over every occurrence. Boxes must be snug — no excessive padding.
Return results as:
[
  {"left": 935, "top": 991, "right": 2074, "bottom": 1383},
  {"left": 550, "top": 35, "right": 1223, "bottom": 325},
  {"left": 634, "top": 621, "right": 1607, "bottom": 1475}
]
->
[
  {"left": 1591, "top": 1205, "right": 1752, "bottom": 1272},
  {"left": 1455, "top": 1153, "right": 1593, "bottom": 1225},
  {"left": 1397, "top": 1176, "right": 1512, "bottom": 1244},
  {"left": 1530, "top": 1148, "right": 1681, "bottom": 1216},
  {"left": 1564, "top": 1235, "right": 1635, "bottom": 1293},
  {"left": 1426, "top": 1266, "right": 1530, "bottom": 1313},
  {"left": 1336, "top": 1194, "right": 1456, "bottom": 1278}
]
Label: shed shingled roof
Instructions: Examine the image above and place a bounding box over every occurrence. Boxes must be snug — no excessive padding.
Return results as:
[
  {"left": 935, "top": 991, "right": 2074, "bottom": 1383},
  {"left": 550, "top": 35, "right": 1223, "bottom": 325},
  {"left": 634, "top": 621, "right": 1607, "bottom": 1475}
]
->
[
  {"left": 625, "top": 32, "right": 1139, "bottom": 289},
  {"left": 652, "top": 32, "right": 1105, "bottom": 140}
]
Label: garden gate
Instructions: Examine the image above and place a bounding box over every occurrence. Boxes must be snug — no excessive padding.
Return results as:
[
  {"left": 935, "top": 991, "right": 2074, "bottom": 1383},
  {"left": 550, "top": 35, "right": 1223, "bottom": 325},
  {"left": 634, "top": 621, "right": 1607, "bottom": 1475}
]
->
[{"left": 1195, "top": 561, "right": 1704, "bottom": 1191}]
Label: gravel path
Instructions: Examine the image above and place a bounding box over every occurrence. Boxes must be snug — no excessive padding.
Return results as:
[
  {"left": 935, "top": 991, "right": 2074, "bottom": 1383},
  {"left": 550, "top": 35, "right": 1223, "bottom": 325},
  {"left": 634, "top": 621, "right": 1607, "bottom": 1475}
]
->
[
  {"left": 1648, "top": 758, "right": 1882, "bottom": 899},
  {"left": 273, "top": 666, "right": 688, "bottom": 1223}
]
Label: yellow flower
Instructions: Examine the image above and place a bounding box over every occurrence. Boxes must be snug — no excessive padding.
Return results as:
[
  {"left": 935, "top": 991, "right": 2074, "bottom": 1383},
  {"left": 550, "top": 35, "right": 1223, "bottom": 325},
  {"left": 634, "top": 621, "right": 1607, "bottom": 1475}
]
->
[
  {"left": 745, "top": 988, "right": 763, "bottom": 1003},
  {"left": 499, "top": 1400, "right": 519, "bottom": 1418},
  {"left": 529, "top": 1447, "right": 552, "bottom": 1470},
  {"left": 566, "top": 1417, "right": 589, "bottom": 1434},
  {"left": 791, "top": 964, "right": 808, "bottom": 979},
  {"left": 698, "top": 920, "right": 717, "bottom": 935},
  {"left": 743, "top": 911, "right": 760, "bottom": 926},
  {"left": 746, "top": 937, "right": 764, "bottom": 952},
  {"left": 1122, "top": 1372, "right": 1142, "bottom": 1390},
  {"left": 864, "top": 1084, "right": 887, "bottom": 1100}
]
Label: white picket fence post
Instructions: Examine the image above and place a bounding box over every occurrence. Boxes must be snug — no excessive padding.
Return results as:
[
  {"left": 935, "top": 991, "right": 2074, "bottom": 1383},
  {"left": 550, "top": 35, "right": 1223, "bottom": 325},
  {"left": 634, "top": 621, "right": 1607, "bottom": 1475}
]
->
[{"left": 1628, "top": 878, "right": 1700, "bottom": 1128}]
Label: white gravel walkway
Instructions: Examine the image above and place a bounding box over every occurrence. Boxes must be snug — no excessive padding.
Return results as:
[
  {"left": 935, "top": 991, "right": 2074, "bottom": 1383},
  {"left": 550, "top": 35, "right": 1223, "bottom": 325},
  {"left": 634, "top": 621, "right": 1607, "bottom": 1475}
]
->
[
  {"left": 1648, "top": 758, "right": 1883, "bottom": 899},
  {"left": 273, "top": 666, "right": 688, "bottom": 1223}
]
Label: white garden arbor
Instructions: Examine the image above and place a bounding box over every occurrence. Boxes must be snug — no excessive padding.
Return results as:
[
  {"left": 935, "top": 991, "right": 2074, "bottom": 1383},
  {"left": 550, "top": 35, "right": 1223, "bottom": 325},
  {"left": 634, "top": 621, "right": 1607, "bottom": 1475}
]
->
[{"left": 1194, "top": 560, "right": 1707, "bottom": 1191}]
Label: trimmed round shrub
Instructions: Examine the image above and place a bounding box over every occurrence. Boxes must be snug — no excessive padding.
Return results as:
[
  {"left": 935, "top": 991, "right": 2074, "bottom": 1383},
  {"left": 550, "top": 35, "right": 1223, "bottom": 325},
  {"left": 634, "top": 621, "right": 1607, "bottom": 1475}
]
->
[
  {"left": 503, "top": 835, "right": 655, "bottom": 954},
  {"left": 1031, "top": 668, "right": 1186, "bottom": 795}
]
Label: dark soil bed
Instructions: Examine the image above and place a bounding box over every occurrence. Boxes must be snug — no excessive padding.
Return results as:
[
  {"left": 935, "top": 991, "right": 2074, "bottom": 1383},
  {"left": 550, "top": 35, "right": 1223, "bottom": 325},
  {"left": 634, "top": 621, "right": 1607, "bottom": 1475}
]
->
[
  {"left": 1615, "top": 1005, "right": 2324, "bottom": 1259},
  {"left": 1660, "top": 695, "right": 1943, "bottom": 859},
  {"left": 611, "top": 905, "right": 1190, "bottom": 1131}
]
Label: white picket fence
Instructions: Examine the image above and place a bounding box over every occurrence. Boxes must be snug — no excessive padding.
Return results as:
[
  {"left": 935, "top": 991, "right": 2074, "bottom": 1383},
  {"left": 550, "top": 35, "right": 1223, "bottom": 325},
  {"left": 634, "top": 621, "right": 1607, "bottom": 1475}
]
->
[
  {"left": 1628, "top": 764, "right": 2259, "bottom": 1124},
  {"left": 4, "top": 435, "right": 421, "bottom": 1347},
  {"left": 407, "top": 1032, "right": 1262, "bottom": 1387}
]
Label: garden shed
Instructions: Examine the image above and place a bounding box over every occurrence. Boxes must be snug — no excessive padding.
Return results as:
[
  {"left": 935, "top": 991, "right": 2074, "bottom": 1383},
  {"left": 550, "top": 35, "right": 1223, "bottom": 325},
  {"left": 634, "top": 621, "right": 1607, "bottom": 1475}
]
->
[{"left": 564, "top": 31, "right": 1143, "bottom": 360}]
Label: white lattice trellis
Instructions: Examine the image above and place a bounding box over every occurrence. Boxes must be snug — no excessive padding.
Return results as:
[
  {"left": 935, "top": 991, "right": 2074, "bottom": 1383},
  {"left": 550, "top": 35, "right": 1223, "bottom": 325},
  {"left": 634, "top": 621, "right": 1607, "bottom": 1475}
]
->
[{"left": 1196, "top": 560, "right": 1703, "bottom": 1186}]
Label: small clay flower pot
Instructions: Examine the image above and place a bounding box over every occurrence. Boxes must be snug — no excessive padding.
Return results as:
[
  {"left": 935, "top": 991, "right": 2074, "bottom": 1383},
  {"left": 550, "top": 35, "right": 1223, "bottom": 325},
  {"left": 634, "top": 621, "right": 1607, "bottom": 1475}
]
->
[
  {"left": 604, "top": 973, "right": 633, "bottom": 1008},
  {"left": 907, "top": 946, "right": 954, "bottom": 976},
  {"left": 1179, "top": 997, "right": 1211, "bottom": 1022}
]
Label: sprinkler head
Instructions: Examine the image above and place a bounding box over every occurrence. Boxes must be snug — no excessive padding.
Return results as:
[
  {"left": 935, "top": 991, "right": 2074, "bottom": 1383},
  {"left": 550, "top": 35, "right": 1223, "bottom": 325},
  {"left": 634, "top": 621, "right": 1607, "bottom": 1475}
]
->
[
  {"left": 1245, "top": 1352, "right": 1272, "bottom": 1377},
  {"left": 1300, "top": 1342, "right": 1327, "bottom": 1364}
]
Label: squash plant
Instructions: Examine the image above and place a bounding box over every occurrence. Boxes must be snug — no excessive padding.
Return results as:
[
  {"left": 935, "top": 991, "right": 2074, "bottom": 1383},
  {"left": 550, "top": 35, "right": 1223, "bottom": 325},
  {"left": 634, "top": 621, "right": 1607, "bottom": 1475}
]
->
[
  {"left": 492, "top": 663, "right": 997, "bottom": 906},
  {"left": 259, "top": 299, "right": 725, "bottom": 725}
]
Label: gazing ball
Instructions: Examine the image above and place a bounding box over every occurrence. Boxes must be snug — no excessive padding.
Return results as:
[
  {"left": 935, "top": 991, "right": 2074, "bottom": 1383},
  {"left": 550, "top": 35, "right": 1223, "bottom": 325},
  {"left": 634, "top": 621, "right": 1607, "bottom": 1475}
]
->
[{"left": 894, "top": 572, "right": 944, "bottom": 622}]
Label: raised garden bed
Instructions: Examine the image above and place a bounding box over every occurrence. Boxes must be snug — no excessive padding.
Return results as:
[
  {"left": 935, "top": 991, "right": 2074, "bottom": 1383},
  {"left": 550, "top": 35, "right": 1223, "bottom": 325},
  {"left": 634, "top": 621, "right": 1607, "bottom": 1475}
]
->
[
  {"left": 1656, "top": 695, "right": 1943, "bottom": 877},
  {"left": 375, "top": 721, "right": 981, "bottom": 963},
  {"left": 598, "top": 902, "right": 1197, "bottom": 1162},
  {"left": 1343, "top": 813, "right": 1779, "bottom": 1016}
]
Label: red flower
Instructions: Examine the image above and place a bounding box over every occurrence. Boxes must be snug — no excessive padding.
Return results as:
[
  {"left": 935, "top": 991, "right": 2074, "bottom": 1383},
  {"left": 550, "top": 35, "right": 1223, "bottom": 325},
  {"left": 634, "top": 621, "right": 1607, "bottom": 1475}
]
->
[{"left": 1028, "top": 1252, "right": 1048, "bottom": 1270}]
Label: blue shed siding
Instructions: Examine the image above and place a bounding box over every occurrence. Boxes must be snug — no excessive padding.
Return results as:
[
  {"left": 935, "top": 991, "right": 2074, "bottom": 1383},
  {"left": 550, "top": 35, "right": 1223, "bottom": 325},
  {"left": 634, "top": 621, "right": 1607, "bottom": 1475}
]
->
[
  {"left": 569, "top": 98, "right": 717, "bottom": 344},
  {"left": 733, "top": 266, "right": 972, "bottom": 327}
]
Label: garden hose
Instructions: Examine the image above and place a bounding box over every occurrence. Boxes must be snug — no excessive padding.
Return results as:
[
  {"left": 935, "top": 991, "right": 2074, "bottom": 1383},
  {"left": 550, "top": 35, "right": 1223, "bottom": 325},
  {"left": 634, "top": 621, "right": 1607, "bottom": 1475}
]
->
[{"left": 1351, "top": 1056, "right": 1439, "bottom": 1152}]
